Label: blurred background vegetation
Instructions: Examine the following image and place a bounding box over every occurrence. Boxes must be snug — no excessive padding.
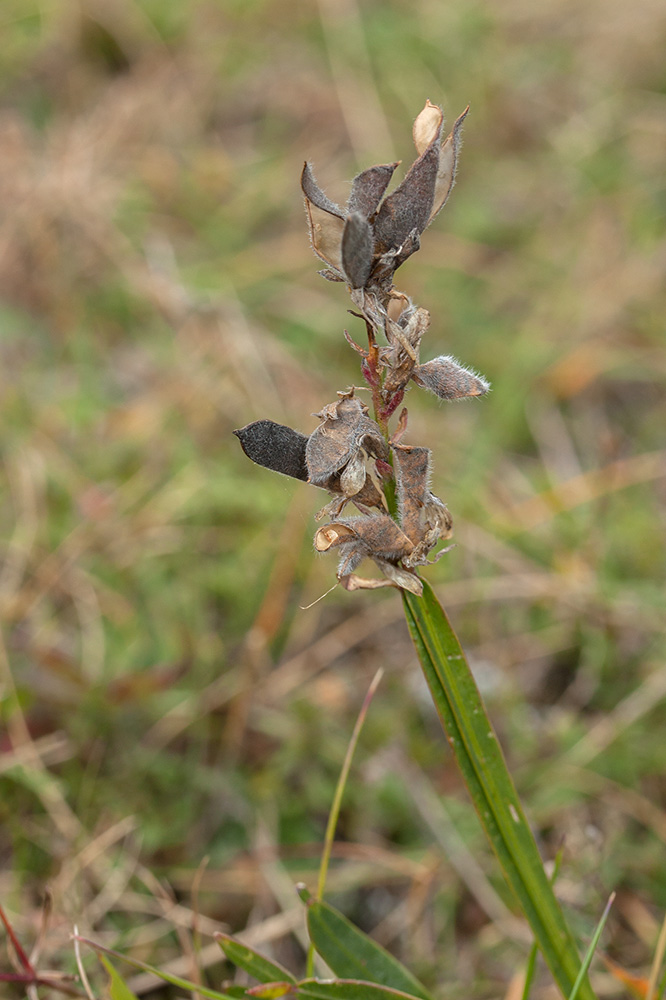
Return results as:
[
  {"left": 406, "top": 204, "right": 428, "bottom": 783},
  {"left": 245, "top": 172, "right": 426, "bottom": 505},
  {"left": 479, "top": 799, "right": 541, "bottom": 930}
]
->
[{"left": 0, "top": 0, "right": 665, "bottom": 996}]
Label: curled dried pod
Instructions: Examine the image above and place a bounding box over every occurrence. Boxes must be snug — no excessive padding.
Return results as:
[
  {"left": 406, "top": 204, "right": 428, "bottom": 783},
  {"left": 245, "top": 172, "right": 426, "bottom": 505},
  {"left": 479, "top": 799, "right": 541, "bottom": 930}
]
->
[{"left": 306, "top": 393, "right": 389, "bottom": 495}]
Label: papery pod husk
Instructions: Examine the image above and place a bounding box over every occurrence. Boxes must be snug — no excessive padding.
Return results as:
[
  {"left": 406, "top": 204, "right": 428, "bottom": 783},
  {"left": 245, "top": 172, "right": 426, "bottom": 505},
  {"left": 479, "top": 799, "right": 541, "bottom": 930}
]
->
[
  {"left": 301, "top": 163, "right": 346, "bottom": 273},
  {"left": 340, "top": 563, "right": 423, "bottom": 596},
  {"left": 428, "top": 106, "right": 469, "bottom": 224},
  {"left": 313, "top": 522, "right": 358, "bottom": 552},
  {"left": 352, "top": 473, "right": 386, "bottom": 510},
  {"left": 304, "top": 202, "right": 345, "bottom": 272},
  {"left": 411, "top": 101, "right": 469, "bottom": 224},
  {"left": 339, "top": 573, "right": 397, "bottom": 592},
  {"left": 381, "top": 352, "right": 418, "bottom": 395},
  {"left": 374, "top": 558, "right": 423, "bottom": 595},
  {"left": 345, "top": 513, "right": 414, "bottom": 561}
]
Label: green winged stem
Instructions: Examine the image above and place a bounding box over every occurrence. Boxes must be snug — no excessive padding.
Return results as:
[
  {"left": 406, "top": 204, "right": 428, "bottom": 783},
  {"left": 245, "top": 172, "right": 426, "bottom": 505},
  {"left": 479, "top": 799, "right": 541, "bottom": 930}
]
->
[{"left": 401, "top": 582, "right": 597, "bottom": 1000}]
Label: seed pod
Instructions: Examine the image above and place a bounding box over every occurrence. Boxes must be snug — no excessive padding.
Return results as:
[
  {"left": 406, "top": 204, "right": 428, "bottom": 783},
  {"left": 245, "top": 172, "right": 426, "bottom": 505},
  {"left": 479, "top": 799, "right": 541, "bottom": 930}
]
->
[
  {"left": 233, "top": 420, "right": 308, "bottom": 480},
  {"left": 428, "top": 107, "right": 469, "bottom": 224},
  {"left": 301, "top": 163, "right": 346, "bottom": 274},
  {"left": 341, "top": 212, "right": 374, "bottom": 289},
  {"left": 412, "top": 355, "right": 490, "bottom": 400},
  {"left": 347, "top": 162, "right": 399, "bottom": 217},
  {"left": 373, "top": 116, "right": 442, "bottom": 254}
]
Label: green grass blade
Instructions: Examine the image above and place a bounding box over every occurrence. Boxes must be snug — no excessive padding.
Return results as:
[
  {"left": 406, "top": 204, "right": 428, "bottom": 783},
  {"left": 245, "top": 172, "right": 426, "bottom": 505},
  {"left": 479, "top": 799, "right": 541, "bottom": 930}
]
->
[
  {"left": 402, "top": 581, "right": 596, "bottom": 1000},
  {"left": 568, "top": 893, "right": 615, "bottom": 1000},
  {"left": 100, "top": 956, "right": 141, "bottom": 1000},
  {"left": 216, "top": 932, "right": 296, "bottom": 985},
  {"left": 521, "top": 845, "right": 565, "bottom": 1000},
  {"left": 305, "top": 898, "right": 433, "bottom": 1000},
  {"left": 78, "top": 935, "right": 238, "bottom": 1000},
  {"left": 296, "top": 979, "right": 427, "bottom": 1000}
]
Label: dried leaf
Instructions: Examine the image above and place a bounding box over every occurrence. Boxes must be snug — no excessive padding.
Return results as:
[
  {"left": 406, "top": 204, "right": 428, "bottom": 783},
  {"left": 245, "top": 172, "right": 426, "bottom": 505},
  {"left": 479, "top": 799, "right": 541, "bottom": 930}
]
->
[
  {"left": 412, "top": 355, "right": 490, "bottom": 399},
  {"left": 428, "top": 106, "right": 469, "bottom": 223},
  {"left": 341, "top": 212, "right": 374, "bottom": 289},
  {"left": 234, "top": 421, "right": 308, "bottom": 480},
  {"left": 413, "top": 99, "right": 444, "bottom": 156},
  {"left": 347, "top": 162, "right": 399, "bottom": 217}
]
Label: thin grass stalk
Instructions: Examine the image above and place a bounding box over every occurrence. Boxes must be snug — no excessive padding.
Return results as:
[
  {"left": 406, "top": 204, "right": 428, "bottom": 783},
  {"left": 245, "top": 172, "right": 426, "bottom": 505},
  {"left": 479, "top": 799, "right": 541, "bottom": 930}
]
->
[
  {"left": 567, "top": 893, "right": 614, "bottom": 1000},
  {"left": 647, "top": 911, "right": 666, "bottom": 1000},
  {"left": 305, "top": 668, "right": 384, "bottom": 977}
]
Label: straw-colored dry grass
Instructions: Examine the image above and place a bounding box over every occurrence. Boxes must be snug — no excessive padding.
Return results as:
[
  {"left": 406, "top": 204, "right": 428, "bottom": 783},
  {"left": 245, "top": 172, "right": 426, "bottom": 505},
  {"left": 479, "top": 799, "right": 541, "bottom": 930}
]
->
[{"left": 1, "top": 0, "right": 665, "bottom": 996}]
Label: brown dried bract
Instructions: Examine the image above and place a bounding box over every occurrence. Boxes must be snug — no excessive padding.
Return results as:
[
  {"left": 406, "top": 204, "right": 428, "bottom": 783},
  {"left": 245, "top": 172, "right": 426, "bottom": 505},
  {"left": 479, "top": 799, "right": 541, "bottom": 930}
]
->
[
  {"left": 306, "top": 390, "right": 389, "bottom": 497},
  {"left": 392, "top": 443, "right": 453, "bottom": 568}
]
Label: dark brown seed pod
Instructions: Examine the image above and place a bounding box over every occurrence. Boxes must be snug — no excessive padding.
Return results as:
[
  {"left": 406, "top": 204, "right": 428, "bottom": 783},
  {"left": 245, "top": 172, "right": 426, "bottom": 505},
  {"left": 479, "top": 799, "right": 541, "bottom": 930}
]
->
[{"left": 234, "top": 421, "right": 309, "bottom": 481}]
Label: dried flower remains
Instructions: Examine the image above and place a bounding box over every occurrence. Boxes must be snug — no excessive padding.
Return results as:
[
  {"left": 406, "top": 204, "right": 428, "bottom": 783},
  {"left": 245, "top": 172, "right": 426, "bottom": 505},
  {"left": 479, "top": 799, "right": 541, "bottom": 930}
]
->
[{"left": 235, "top": 101, "right": 490, "bottom": 597}]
